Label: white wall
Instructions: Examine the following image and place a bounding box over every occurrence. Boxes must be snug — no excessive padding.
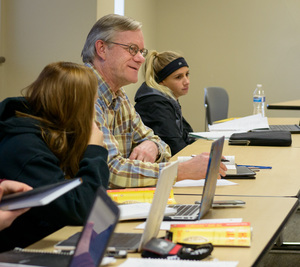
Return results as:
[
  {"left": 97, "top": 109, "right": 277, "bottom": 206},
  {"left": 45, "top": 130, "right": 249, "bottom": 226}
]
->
[
  {"left": 125, "top": 0, "right": 300, "bottom": 131},
  {"left": 2, "top": 0, "right": 300, "bottom": 132},
  {"left": 0, "top": 0, "right": 98, "bottom": 99},
  {"left": 123, "top": 0, "right": 158, "bottom": 103}
]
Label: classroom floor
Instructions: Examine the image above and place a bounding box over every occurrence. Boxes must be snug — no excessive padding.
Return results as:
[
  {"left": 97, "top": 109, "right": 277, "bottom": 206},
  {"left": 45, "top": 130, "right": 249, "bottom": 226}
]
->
[{"left": 258, "top": 207, "right": 300, "bottom": 267}]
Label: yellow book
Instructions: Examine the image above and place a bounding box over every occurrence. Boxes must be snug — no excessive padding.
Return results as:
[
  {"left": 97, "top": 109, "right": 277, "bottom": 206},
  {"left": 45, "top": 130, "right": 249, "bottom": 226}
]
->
[
  {"left": 169, "top": 222, "right": 251, "bottom": 247},
  {"left": 107, "top": 187, "right": 177, "bottom": 205}
]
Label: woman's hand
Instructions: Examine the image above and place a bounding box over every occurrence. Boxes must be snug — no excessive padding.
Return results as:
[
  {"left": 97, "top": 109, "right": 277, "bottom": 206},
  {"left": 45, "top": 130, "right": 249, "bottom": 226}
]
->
[
  {"left": 0, "top": 180, "right": 32, "bottom": 231},
  {"left": 88, "top": 121, "right": 104, "bottom": 147}
]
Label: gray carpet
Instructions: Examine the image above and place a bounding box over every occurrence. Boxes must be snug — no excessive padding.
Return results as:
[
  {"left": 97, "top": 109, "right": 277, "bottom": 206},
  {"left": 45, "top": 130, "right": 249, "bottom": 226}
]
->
[{"left": 257, "top": 207, "right": 300, "bottom": 267}]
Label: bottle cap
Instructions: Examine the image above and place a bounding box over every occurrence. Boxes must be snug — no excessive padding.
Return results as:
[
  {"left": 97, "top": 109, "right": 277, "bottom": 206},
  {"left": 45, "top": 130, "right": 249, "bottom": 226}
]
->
[{"left": 257, "top": 84, "right": 262, "bottom": 87}]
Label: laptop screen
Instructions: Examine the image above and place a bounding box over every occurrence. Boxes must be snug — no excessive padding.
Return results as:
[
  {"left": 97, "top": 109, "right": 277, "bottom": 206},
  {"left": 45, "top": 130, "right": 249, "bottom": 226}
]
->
[
  {"left": 138, "top": 161, "right": 179, "bottom": 251},
  {"left": 69, "top": 187, "right": 120, "bottom": 267},
  {"left": 198, "top": 136, "right": 225, "bottom": 220}
]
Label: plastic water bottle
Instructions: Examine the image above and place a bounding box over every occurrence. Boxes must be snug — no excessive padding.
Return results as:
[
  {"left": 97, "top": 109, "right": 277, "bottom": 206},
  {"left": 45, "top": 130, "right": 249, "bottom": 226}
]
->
[{"left": 253, "top": 84, "right": 265, "bottom": 117}]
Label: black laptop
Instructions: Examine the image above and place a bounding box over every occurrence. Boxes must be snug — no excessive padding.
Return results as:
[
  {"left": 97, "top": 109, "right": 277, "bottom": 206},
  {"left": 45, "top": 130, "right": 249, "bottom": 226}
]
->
[{"left": 268, "top": 124, "right": 300, "bottom": 133}]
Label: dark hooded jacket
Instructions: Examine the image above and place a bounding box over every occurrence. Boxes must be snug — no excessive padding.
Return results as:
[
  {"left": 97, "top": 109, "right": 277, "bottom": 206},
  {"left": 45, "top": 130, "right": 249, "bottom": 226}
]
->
[
  {"left": 134, "top": 82, "right": 195, "bottom": 155},
  {"left": 0, "top": 97, "right": 109, "bottom": 252}
]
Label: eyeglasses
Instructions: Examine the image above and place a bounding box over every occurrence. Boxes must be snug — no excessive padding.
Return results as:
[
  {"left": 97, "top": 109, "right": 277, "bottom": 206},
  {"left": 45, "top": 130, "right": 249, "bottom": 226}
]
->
[{"left": 108, "top": 42, "right": 148, "bottom": 57}]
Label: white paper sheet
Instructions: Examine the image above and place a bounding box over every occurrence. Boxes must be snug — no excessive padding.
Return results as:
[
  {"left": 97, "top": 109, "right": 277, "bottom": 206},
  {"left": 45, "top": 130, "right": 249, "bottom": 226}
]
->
[
  {"left": 119, "top": 203, "right": 176, "bottom": 221},
  {"left": 208, "top": 114, "right": 269, "bottom": 132},
  {"left": 173, "top": 179, "right": 238, "bottom": 187},
  {"left": 189, "top": 131, "right": 244, "bottom": 140},
  {"left": 119, "top": 258, "right": 239, "bottom": 267}
]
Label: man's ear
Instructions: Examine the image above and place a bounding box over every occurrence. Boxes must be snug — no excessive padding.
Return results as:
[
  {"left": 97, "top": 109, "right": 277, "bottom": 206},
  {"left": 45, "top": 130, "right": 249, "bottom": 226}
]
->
[{"left": 95, "top": 40, "right": 106, "bottom": 60}]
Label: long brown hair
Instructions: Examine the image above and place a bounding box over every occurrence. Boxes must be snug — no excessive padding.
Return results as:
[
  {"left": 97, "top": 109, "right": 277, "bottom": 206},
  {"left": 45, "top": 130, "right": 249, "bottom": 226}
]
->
[{"left": 21, "top": 62, "right": 98, "bottom": 178}]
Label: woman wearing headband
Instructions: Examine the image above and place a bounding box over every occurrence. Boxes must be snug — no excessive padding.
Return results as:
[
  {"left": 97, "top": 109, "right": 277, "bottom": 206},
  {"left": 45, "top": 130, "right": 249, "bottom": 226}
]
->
[{"left": 135, "top": 50, "right": 196, "bottom": 155}]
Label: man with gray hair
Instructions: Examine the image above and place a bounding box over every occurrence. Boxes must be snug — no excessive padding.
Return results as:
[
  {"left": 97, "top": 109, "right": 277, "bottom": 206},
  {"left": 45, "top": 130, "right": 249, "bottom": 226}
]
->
[{"left": 82, "top": 14, "right": 226, "bottom": 188}]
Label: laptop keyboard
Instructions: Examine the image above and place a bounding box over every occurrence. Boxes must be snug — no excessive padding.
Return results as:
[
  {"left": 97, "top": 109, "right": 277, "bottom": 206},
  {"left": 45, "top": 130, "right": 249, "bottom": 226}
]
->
[
  {"left": 171, "top": 204, "right": 200, "bottom": 216},
  {"left": 269, "top": 124, "right": 300, "bottom": 132},
  {"left": 108, "top": 233, "right": 142, "bottom": 250}
]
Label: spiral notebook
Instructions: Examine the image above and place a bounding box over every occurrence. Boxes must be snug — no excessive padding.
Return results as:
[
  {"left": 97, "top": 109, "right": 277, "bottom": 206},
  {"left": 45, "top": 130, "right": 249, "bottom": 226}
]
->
[{"left": 0, "top": 186, "right": 120, "bottom": 267}]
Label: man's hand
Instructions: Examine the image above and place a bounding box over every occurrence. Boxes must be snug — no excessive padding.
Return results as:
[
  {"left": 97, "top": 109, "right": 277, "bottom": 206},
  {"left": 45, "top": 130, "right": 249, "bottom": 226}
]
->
[
  {"left": 129, "top": 141, "right": 159, "bottom": 163},
  {"left": 177, "top": 152, "right": 227, "bottom": 182}
]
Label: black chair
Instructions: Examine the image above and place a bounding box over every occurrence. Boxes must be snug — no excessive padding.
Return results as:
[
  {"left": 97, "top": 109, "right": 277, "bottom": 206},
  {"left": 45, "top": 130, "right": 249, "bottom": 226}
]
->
[{"left": 204, "top": 87, "right": 229, "bottom": 130}]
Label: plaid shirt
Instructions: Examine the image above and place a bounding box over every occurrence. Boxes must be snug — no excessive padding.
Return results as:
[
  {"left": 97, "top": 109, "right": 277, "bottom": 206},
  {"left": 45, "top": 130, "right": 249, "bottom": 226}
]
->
[{"left": 86, "top": 63, "right": 171, "bottom": 188}]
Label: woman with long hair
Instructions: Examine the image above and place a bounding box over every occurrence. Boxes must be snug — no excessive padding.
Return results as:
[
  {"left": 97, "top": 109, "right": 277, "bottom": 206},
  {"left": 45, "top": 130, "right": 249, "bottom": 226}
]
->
[{"left": 0, "top": 62, "right": 109, "bottom": 251}]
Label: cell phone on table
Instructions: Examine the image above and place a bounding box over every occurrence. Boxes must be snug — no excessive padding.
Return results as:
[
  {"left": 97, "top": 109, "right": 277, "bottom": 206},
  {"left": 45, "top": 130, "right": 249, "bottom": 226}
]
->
[
  {"left": 54, "top": 232, "right": 80, "bottom": 251},
  {"left": 195, "top": 200, "right": 246, "bottom": 208}
]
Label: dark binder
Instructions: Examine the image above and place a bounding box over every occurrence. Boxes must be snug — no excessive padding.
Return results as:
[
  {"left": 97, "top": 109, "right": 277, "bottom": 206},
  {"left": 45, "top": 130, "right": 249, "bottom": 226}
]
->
[{"left": 229, "top": 131, "right": 292, "bottom": 146}]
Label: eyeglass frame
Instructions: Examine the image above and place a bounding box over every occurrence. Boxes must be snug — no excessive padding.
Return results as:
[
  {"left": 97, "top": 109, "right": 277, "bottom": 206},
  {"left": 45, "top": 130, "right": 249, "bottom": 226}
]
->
[{"left": 107, "top": 41, "right": 148, "bottom": 57}]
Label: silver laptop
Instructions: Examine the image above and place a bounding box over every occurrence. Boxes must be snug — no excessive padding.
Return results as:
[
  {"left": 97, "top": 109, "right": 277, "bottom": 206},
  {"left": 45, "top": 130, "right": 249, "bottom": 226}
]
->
[
  {"left": 53, "top": 161, "right": 179, "bottom": 253},
  {"left": 164, "top": 136, "right": 225, "bottom": 221},
  {"left": 0, "top": 186, "right": 120, "bottom": 267}
]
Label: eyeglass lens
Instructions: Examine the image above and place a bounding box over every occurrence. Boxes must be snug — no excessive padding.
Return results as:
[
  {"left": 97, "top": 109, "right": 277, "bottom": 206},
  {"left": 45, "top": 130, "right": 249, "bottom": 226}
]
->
[{"left": 129, "top": 44, "right": 147, "bottom": 57}]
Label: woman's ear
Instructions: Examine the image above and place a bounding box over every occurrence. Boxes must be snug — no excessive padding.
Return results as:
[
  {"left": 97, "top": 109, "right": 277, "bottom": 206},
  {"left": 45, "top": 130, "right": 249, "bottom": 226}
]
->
[{"left": 95, "top": 40, "right": 106, "bottom": 60}]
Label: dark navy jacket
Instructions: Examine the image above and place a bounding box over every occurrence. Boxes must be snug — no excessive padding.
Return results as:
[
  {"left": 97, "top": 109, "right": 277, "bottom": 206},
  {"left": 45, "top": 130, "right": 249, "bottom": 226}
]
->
[
  {"left": 0, "top": 97, "right": 109, "bottom": 252},
  {"left": 134, "top": 83, "right": 195, "bottom": 155}
]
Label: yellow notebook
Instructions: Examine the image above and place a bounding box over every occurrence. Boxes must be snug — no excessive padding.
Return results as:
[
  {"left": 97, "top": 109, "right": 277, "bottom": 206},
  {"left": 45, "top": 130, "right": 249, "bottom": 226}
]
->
[
  {"left": 168, "top": 222, "right": 251, "bottom": 247},
  {"left": 107, "top": 187, "right": 177, "bottom": 205}
]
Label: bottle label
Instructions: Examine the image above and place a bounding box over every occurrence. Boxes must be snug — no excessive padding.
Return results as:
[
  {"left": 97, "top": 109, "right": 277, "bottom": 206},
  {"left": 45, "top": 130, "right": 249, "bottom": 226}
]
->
[{"left": 253, "top": 96, "right": 265, "bottom": 103}]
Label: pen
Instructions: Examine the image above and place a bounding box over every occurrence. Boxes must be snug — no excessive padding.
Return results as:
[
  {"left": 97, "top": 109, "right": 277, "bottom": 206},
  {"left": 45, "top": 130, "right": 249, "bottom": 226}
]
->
[{"left": 237, "top": 164, "right": 272, "bottom": 169}]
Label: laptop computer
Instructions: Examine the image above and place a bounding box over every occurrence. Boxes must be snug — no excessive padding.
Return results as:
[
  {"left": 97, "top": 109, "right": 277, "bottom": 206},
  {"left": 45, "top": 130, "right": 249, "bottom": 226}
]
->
[
  {"left": 0, "top": 186, "right": 120, "bottom": 267},
  {"left": 54, "top": 161, "right": 179, "bottom": 254},
  {"left": 103, "top": 160, "right": 179, "bottom": 252},
  {"left": 164, "top": 136, "right": 225, "bottom": 221},
  {"left": 268, "top": 124, "right": 300, "bottom": 133}
]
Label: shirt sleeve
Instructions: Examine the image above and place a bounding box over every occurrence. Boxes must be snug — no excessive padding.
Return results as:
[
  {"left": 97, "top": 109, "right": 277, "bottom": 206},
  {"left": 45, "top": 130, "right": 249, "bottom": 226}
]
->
[{"left": 95, "top": 97, "right": 171, "bottom": 188}]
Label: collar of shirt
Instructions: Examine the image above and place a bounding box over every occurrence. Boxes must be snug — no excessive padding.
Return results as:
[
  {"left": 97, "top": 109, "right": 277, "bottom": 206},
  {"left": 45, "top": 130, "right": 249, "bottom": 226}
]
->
[{"left": 85, "top": 63, "right": 126, "bottom": 111}]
